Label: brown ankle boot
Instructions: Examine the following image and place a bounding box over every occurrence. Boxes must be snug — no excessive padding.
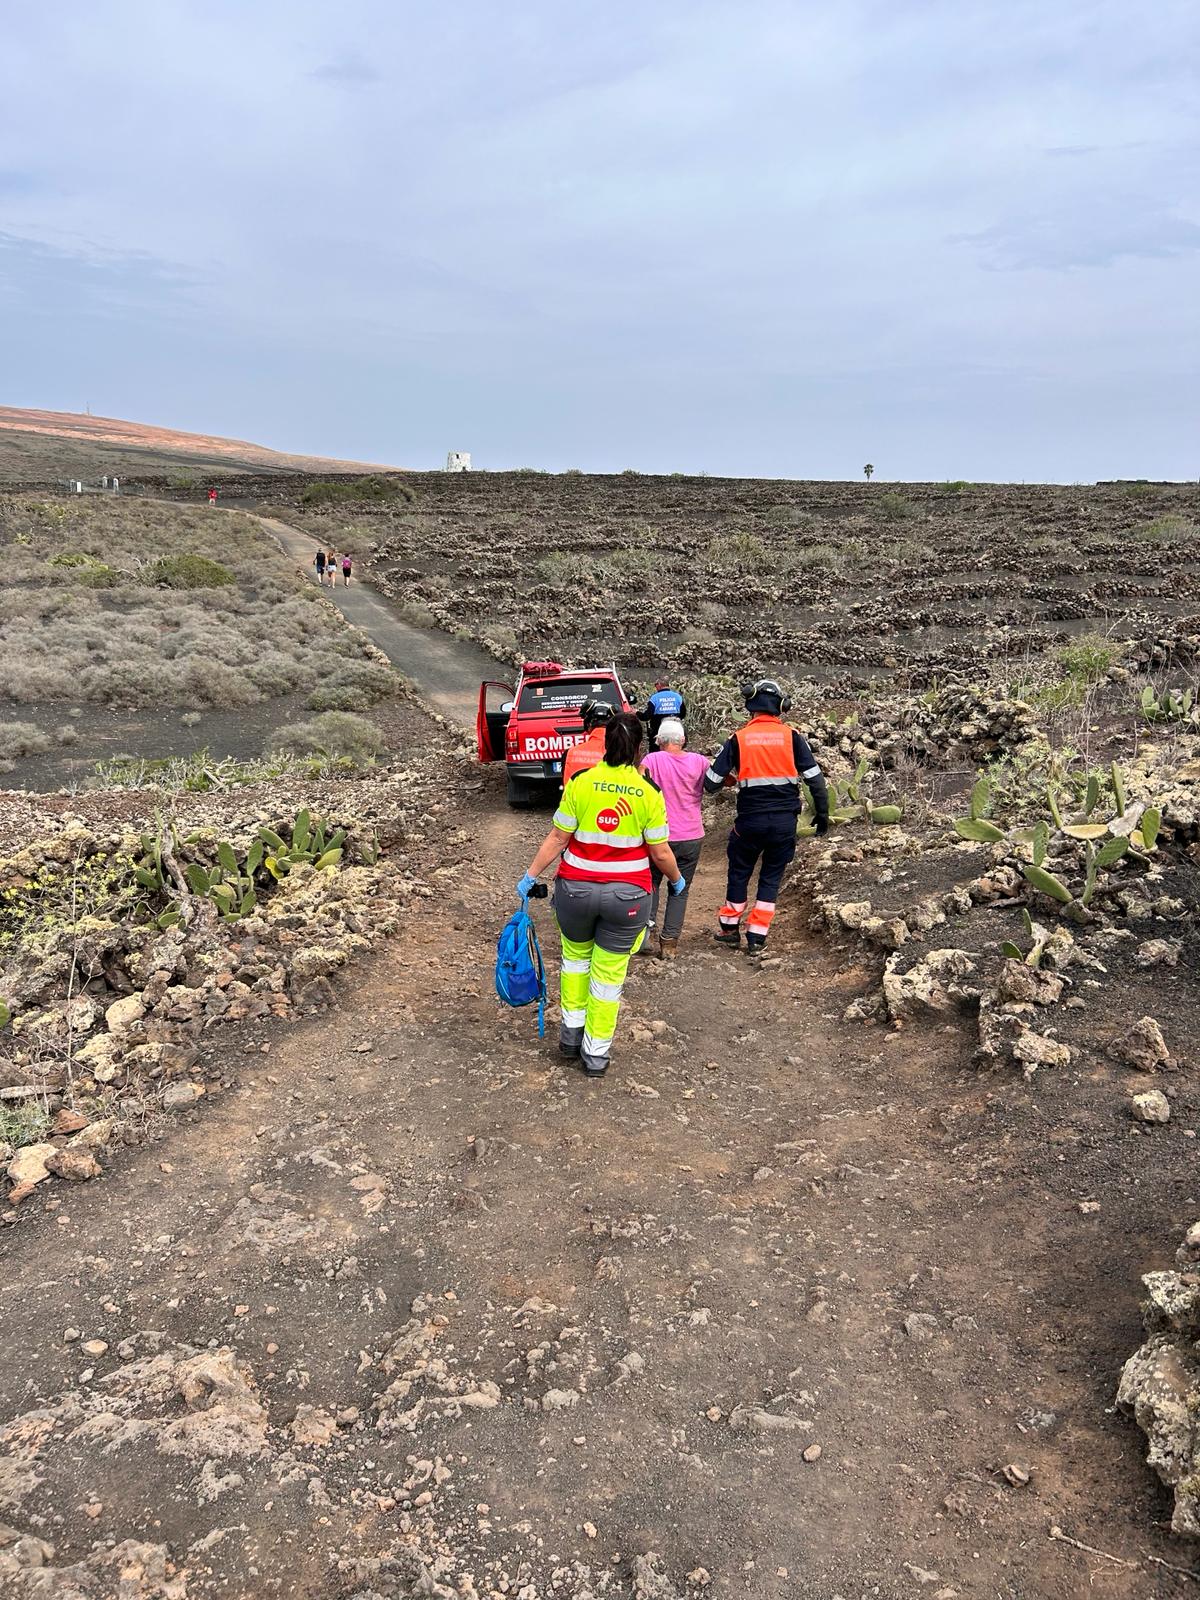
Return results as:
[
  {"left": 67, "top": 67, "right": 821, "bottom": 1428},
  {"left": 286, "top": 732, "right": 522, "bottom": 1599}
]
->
[
  {"left": 638, "top": 928, "right": 662, "bottom": 958},
  {"left": 659, "top": 936, "right": 679, "bottom": 958}
]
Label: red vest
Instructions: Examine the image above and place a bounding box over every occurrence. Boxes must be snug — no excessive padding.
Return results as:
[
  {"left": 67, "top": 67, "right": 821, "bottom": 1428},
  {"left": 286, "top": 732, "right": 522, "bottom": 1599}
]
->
[
  {"left": 562, "top": 726, "right": 606, "bottom": 786},
  {"left": 735, "top": 716, "right": 798, "bottom": 786}
]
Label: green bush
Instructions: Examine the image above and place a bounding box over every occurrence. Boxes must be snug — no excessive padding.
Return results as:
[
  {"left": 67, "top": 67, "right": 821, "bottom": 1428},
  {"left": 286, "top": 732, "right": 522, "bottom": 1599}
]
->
[
  {"left": 0, "top": 722, "right": 51, "bottom": 758},
  {"left": 877, "top": 492, "right": 913, "bottom": 521},
  {"left": 1136, "top": 513, "right": 1195, "bottom": 543},
  {"left": 307, "top": 660, "right": 396, "bottom": 711},
  {"left": 1057, "top": 633, "right": 1118, "bottom": 685},
  {"left": 144, "top": 554, "right": 236, "bottom": 589},
  {"left": 0, "top": 1101, "right": 52, "bottom": 1151},
  {"left": 266, "top": 710, "right": 385, "bottom": 765},
  {"left": 708, "top": 531, "right": 767, "bottom": 568},
  {"left": 299, "top": 476, "right": 414, "bottom": 507},
  {"left": 48, "top": 551, "right": 94, "bottom": 568}
]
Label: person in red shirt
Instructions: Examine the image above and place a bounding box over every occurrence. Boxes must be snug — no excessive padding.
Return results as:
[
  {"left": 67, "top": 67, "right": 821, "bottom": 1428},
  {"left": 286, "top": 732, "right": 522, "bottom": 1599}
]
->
[{"left": 207, "top": 488, "right": 218, "bottom": 506}]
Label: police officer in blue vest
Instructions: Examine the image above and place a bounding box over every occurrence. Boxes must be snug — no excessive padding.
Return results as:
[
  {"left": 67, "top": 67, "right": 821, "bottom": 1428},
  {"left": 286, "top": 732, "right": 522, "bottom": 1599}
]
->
[{"left": 640, "top": 677, "right": 686, "bottom": 743}]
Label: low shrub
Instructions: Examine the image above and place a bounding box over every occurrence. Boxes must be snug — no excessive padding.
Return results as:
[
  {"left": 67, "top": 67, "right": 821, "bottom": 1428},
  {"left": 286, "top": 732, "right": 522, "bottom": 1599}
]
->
[
  {"left": 307, "top": 659, "right": 396, "bottom": 711},
  {"left": 0, "top": 722, "right": 51, "bottom": 758},
  {"left": 144, "top": 554, "right": 236, "bottom": 589},
  {"left": 0, "top": 1101, "right": 52, "bottom": 1151},
  {"left": 877, "top": 492, "right": 914, "bottom": 521},
  {"left": 266, "top": 710, "right": 385, "bottom": 765},
  {"left": 299, "top": 476, "right": 414, "bottom": 507},
  {"left": 708, "top": 532, "right": 767, "bottom": 568},
  {"left": 180, "top": 710, "right": 202, "bottom": 727},
  {"left": 1136, "top": 514, "right": 1195, "bottom": 543},
  {"left": 54, "top": 724, "right": 79, "bottom": 747},
  {"left": 1057, "top": 633, "right": 1119, "bottom": 685}
]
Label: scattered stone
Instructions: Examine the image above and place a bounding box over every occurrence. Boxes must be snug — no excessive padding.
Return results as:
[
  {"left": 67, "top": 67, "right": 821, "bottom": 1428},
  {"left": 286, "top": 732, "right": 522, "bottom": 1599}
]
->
[
  {"left": 163, "top": 1081, "right": 205, "bottom": 1111},
  {"left": 1134, "top": 938, "right": 1182, "bottom": 969},
  {"left": 6, "top": 1142, "right": 57, "bottom": 1187},
  {"left": 82, "top": 1339, "right": 109, "bottom": 1357},
  {"left": 290, "top": 1405, "right": 339, "bottom": 1447},
  {"left": 1132, "top": 1090, "right": 1171, "bottom": 1125},
  {"left": 1011, "top": 1027, "right": 1072, "bottom": 1074},
  {"left": 903, "top": 1313, "right": 940, "bottom": 1341},
  {"left": 1002, "top": 1462, "right": 1031, "bottom": 1486},
  {"left": 883, "top": 949, "right": 977, "bottom": 1021},
  {"left": 802, "top": 1443, "right": 822, "bottom": 1462},
  {"left": 902, "top": 1563, "right": 941, "bottom": 1586},
  {"left": 729, "top": 1404, "right": 808, "bottom": 1433},
  {"left": 541, "top": 1388, "right": 580, "bottom": 1412},
  {"left": 104, "top": 994, "right": 146, "bottom": 1036},
  {"left": 45, "top": 1148, "right": 101, "bottom": 1182},
  {"left": 1114, "top": 1016, "right": 1171, "bottom": 1072},
  {"left": 52, "top": 1108, "right": 89, "bottom": 1136}
]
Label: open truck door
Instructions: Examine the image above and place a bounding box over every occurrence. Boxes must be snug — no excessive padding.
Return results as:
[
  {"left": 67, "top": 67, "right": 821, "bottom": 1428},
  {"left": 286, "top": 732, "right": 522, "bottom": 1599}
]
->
[{"left": 477, "top": 680, "right": 515, "bottom": 763}]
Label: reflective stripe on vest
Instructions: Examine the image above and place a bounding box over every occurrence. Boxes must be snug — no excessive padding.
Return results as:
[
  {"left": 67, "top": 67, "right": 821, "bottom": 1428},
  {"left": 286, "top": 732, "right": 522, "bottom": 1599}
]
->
[{"left": 735, "top": 716, "right": 799, "bottom": 788}]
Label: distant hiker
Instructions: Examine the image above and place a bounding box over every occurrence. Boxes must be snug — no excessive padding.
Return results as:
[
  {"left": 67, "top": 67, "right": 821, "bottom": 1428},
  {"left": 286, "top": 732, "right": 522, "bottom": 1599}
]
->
[
  {"left": 640, "top": 676, "right": 686, "bottom": 743},
  {"left": 517, "top": 714, "right": 684, "bottom": 1078},
  {"left": 207, "top": 487, "right": 218, "bottom": 506},
  {"left": 705, "top": 678, "right": 829, "bottom": 954},
  {"left": 639, "top": 717, "right": 709, "bottom": 958},
  {"left": 561, "top": 699, "right": 615, "bottom": 786},
  {"left": 314, "top": 549, "right": 326, "bottom": 583},
  {"left": 342, "top": 554, "right": 352, "bottom": 586}
]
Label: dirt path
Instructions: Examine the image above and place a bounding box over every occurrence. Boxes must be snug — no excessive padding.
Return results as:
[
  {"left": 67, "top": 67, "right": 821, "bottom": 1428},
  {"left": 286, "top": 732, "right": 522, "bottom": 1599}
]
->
[
  {"left": 259, "top": 514, "right": 506, "bottom": 731},
  {"left": 0, "top": 555, "right": 1189, "bottom": 1596}
]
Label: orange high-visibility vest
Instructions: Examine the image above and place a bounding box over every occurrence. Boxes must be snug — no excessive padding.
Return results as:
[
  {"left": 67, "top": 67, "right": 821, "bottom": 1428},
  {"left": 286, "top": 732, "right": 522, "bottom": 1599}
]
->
[
  {"left": 734, "top": 716, "right": 799, "bottom": 788},
  {"left": 562, "top": 725, "right": 607, "bottom": 786}
]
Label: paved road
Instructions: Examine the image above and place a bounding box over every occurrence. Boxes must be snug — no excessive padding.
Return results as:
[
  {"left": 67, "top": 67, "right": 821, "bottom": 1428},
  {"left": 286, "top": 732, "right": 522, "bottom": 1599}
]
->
[{"left": 258, "top": 514, "right": 509, "bottom": 734}]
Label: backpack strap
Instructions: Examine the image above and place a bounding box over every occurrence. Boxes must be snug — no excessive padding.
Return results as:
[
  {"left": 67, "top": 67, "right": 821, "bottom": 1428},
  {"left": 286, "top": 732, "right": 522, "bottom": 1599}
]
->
[{"left": 521, "top": 892, "right": 548, "bottom": 1039}]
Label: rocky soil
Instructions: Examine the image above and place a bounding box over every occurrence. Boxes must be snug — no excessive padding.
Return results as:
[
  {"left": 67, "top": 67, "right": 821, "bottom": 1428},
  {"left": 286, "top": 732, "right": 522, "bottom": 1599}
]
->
[
  {"left": 0, "top": 474, "right": 1198, "bottom": 1596},
  {"left": 256, "top": 472, "right": 1200, "bottom": 702}
]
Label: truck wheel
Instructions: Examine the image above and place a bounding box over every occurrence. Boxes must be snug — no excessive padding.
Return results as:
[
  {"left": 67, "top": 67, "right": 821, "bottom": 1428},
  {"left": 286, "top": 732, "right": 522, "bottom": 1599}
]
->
[{"left": 506, "top": 772, "right": 538, "bottom": 808}]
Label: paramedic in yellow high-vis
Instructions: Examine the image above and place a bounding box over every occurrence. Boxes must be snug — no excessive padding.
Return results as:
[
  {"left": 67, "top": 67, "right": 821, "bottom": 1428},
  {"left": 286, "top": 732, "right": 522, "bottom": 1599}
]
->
[{"left": 518, "top": 714, "right": 684, "bottom": 1077}]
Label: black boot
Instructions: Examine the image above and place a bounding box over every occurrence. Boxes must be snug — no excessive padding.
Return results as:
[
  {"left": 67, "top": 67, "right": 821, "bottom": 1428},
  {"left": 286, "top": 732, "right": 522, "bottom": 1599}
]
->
[
  {"left": 713, "top": 925, "right": 741, "bottom": 948},
  {"left": 745, "top": 933, "right": 767, "bottom": 956}
]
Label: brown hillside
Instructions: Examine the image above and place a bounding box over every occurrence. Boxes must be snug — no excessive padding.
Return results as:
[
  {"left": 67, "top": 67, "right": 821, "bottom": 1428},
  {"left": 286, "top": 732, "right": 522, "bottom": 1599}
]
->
[{"left": 0, "top": 405, "right": 397, "bottom": 482}]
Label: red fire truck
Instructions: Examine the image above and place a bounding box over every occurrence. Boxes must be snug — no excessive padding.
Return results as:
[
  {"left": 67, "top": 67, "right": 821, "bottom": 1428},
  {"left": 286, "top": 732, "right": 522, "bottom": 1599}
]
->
[{"left": 477, "top": 661, "right": 633, "bottom": 805}]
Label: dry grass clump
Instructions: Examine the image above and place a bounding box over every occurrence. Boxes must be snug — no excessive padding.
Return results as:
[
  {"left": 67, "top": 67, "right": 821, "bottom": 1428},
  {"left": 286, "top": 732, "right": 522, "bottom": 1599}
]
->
[
  {"left": 0, "top": 495, "right": 398, "bottom": 711},
  {"left": 0, "top": 721, "right": 51, "bottom": 758},
  {"left": 266, "top": 710, "right": 385, "bottom": 765}
]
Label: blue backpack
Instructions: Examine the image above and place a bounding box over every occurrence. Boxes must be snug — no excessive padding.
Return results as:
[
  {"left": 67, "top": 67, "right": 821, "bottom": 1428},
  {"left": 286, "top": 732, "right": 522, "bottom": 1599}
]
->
[{"left": 495, "top": 895, "right": 547, "bottom": 1037}]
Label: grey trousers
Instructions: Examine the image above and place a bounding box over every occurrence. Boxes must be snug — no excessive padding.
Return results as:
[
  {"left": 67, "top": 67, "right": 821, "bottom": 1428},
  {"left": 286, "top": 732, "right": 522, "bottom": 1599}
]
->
[{"left": 649, "top": 837, "right": 703, "bottom": 940}]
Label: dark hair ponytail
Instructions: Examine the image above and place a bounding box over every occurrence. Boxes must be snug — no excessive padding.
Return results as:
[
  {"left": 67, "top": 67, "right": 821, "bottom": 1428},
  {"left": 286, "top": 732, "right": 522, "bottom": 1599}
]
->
[{"left": 604, "top": 712, "right": 644, "bottom": 768}]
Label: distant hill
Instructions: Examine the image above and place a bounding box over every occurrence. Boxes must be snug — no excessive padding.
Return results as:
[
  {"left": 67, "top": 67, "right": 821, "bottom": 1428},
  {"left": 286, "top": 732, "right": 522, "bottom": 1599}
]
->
[{"left": 0, "top": 406, "right": 397, "bottom": 483}]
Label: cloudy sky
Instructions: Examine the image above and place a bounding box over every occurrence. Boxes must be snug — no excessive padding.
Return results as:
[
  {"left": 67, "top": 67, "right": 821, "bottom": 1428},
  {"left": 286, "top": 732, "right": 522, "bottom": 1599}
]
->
[{"left": 1, "top": 1, "right": 1196, "bottom": 478}]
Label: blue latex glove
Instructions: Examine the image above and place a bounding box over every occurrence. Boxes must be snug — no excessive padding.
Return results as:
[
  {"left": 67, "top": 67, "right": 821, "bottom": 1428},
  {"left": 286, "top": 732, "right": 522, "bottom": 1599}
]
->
[
  {"left": 668, "top": 875, "right": 687, "bottom": 896},
  {"left": 517, "top": 872, "right": 537, "bottom": 898}
]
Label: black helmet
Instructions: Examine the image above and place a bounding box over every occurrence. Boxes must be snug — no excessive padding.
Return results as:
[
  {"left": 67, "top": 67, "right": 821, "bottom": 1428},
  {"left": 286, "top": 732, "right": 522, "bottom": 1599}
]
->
[
  {"left": 580, "top": 698, "right": 616, "bottom": 732},
  {"left": 741, "top": 677, "right": 792, "bottom": 715}
]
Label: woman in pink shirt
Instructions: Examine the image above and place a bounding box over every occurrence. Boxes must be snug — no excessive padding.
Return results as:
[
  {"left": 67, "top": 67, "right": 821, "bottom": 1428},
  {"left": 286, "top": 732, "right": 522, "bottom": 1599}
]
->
[{"left": 639, "top": 717, "right": 709, "bottom": 958}]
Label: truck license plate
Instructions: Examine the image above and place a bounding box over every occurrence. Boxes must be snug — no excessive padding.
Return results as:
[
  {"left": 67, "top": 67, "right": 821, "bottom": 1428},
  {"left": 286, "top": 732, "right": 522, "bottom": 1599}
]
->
[{"left": 551, "top": 760, "right": 562, "bottom": 774}]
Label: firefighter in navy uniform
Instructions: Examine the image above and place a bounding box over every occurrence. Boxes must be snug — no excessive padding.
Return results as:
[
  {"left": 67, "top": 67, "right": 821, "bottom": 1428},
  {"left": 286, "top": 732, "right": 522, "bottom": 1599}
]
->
[{"left": 704, "top": 678, "right": 829, "bottom": 952}]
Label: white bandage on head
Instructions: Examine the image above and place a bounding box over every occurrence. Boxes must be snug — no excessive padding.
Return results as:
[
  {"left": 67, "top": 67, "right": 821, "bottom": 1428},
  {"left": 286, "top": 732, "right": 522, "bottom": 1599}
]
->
[{"left": 656, "top": 717, "right": 686, "bottom": 746}]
